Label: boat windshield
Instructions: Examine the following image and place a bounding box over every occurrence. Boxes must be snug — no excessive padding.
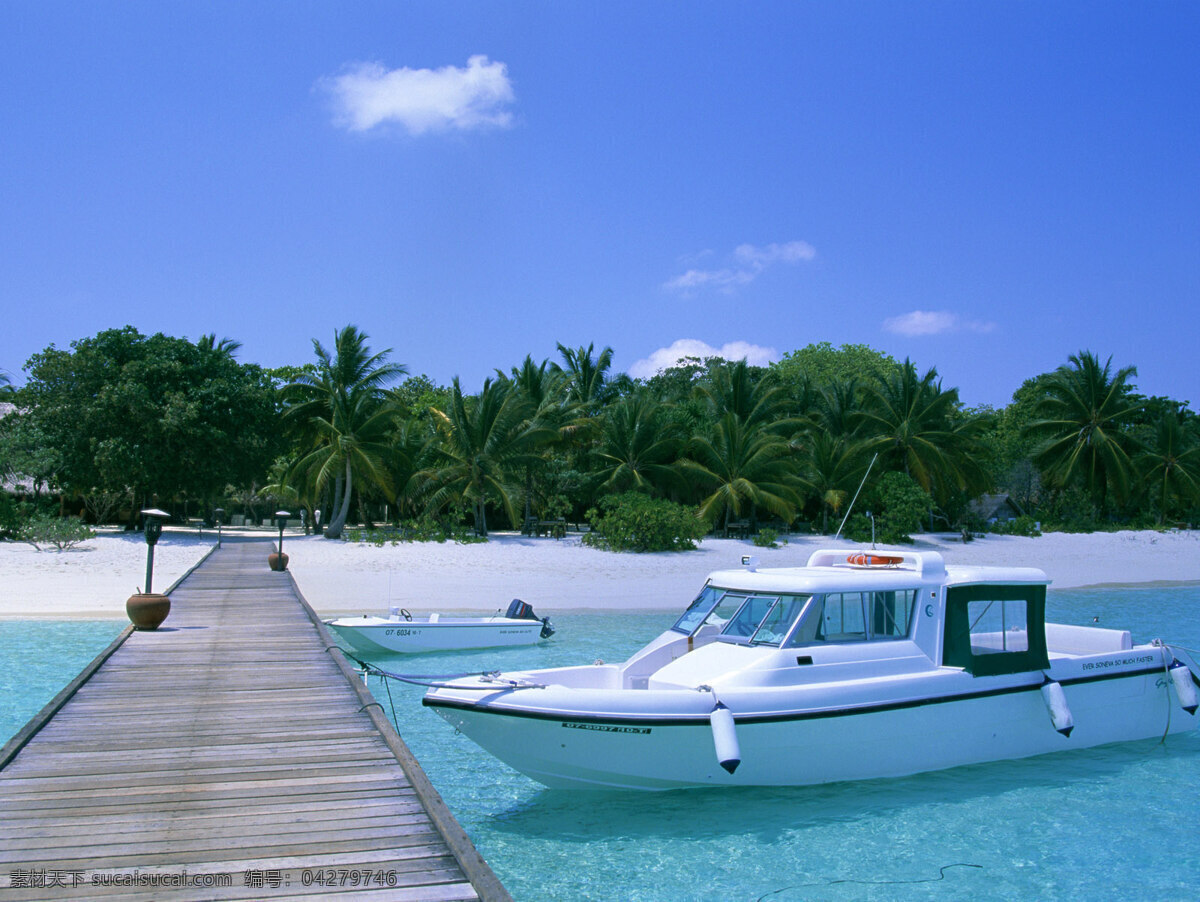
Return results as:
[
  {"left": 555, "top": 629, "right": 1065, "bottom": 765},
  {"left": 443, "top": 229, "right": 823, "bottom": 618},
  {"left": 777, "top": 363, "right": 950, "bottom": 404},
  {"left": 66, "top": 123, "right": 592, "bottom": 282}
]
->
[{"left": 671, "top": 586, "right": 812, "bottom": 648}]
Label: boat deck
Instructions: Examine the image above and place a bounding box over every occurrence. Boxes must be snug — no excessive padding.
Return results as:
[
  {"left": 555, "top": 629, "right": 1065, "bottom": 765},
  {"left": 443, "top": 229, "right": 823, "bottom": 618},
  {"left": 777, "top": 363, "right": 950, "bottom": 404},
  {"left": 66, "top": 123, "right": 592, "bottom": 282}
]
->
[{"left": 0, "top": 537, "right": 509, "bottom": 901}]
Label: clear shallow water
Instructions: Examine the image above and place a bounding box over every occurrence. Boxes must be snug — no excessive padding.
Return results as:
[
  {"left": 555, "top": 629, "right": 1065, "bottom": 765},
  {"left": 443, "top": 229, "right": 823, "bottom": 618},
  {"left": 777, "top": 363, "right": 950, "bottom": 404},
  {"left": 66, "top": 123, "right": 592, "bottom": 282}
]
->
[
  {"left": 4, "top": 590, "right": 1199, "bottom": 901},
  {"left": 0, "top": 619, "right": 124, "bottom": 741}
]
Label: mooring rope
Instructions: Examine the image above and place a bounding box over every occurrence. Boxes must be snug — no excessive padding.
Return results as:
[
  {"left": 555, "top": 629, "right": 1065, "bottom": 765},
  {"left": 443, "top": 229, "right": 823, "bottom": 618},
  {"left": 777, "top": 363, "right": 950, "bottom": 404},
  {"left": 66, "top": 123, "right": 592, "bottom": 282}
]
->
[
  {"left": 347, "top": 653, "right": 545, "bottom": 691},
  {"left": 1151, "top": 640, "right": 1200, "bottom": 744}
]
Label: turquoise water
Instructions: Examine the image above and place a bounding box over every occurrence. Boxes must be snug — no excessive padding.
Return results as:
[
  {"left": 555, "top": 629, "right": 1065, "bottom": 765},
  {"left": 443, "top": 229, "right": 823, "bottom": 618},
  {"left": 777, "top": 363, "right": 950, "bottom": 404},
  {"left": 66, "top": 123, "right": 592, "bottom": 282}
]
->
[
  {"left": 0, "top": 619, "right": 125, "bottom": 742},
  {"left": 4, "top": 590, "right": 1199, "bottom": 900}
]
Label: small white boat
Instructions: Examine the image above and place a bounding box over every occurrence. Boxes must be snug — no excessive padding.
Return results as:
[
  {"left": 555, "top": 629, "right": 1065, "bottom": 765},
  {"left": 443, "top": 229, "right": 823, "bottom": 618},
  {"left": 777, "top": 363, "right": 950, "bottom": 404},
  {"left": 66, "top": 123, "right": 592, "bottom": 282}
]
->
[
  {"left": 424, "top": 549, "right": 1199, "bottom": 790},
  {"left": 327, "top": 599, "right": 554, "bottom": 654}
]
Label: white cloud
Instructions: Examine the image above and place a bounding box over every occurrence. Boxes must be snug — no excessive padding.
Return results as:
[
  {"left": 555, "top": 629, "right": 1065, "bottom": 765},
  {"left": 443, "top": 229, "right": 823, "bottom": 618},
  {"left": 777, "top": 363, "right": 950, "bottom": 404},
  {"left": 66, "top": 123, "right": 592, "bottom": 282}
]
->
[
  {"left": 663, "top": 268, "right": 756, "bottom": 291},
  {"left": 628, "top": 339, "right": 780, "bottom": 380},
  {"left": 733, "top": 241, "right": 816, "bottom": 266},
  {"left": 664, "top": 240, "right": 816, "bottom": 293},
  {"left": 322, "top": 55, "right": 515, "bottom": 135},
  {"left": 883, "top": 310, "right": 997, "bottom": 336}
]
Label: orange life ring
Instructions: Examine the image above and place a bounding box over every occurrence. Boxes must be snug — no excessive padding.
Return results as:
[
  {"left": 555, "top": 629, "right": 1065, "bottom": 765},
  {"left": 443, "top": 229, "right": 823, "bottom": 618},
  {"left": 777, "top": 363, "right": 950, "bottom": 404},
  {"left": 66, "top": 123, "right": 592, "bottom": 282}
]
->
[{"left": 846, "top": 553, "right": 904, "bottom": 567}]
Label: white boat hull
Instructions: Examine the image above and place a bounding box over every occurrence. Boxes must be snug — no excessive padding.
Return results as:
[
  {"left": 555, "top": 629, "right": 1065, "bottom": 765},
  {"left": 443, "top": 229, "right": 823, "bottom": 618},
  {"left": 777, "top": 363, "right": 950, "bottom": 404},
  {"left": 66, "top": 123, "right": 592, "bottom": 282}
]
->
[
  {"left": 426, "top": 650, "right": 1198, "bottom": 790},
  {"left": 327, "top": 615, "right": 547, "bottom": 654}
]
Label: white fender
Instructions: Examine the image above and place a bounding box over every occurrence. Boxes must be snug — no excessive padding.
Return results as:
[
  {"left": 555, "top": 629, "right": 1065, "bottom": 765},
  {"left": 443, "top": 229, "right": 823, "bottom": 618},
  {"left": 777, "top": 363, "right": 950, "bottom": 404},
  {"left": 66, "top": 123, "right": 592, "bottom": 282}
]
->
[
  {"left": 1041, "top": 679, "right": 1074, "bottom": 737},
  {"left": 1169, "top": 662, "right": 1199, "bottom": 715},
  {"left": 710, "top": 702, "right": 740, "bottom": 774}
]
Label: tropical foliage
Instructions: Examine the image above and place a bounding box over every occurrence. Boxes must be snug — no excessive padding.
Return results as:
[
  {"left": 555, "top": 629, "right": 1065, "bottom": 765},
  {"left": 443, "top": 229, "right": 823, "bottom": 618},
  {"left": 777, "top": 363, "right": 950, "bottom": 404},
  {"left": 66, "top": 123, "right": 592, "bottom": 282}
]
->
[
  {"left": 4, "top": 327, "right": 1199, "bottom": 544},
  {"left": 281, "top": 326, "right": 407, "bottom": 538},
  {"left": 11, "top": 327, "right": 278, "bottom": 521}
]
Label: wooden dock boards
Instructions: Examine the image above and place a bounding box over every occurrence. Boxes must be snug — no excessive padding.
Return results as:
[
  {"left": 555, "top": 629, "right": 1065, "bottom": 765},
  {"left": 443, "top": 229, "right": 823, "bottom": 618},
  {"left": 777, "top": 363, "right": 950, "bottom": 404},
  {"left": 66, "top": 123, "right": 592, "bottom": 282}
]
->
[{"left": 0, "top": 539, "right": 511, "bottom": 901}]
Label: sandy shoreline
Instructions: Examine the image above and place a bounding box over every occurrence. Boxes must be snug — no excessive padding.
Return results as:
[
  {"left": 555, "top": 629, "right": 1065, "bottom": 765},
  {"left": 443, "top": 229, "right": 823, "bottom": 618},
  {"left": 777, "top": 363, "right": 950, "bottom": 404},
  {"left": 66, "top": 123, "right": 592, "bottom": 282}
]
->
[{"left": 1, "top": 526, "right": 1197, "bottom": 621}]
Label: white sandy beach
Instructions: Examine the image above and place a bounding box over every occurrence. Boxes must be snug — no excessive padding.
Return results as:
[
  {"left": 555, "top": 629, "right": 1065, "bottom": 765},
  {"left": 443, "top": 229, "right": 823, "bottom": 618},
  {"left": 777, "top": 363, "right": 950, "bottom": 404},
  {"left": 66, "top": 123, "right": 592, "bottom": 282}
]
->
[{"left": 1, "top": 526, "right": 1198, "bottom": 621}]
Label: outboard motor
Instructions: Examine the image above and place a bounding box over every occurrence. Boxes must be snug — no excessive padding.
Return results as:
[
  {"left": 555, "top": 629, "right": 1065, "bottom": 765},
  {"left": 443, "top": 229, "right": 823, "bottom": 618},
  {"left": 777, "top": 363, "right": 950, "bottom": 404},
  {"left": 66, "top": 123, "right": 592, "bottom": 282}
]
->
[
  {"left": 506, "top": 598, "right": 555, "bottom": 639},
  {"left": 506, "top": 598, "right": 535, "bottom": 620}
]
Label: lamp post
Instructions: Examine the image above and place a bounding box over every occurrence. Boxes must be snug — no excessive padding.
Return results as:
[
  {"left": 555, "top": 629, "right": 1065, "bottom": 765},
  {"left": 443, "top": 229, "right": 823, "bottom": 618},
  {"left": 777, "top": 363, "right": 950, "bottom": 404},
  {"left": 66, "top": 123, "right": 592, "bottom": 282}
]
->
[
  {"left": 269, "top": 509, "right": 292, "bottom": 571},
  {"left": 214, "top": 507, "right": 224, "bottom": 548},
  {"left": 141, "top": 508, "right": 170, "bottom": 593},
  {"left": 126, "top": 508, "right": 172, "bottom": 630}
]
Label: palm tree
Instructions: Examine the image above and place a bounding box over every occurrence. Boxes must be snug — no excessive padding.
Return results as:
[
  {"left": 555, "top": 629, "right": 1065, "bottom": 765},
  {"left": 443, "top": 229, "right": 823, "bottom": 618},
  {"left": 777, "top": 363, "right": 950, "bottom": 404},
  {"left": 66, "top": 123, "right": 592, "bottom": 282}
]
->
[
  {"left": 386, "top": 417, "right": 437, "bottom": 522},
  {"left": 806, "top": 377, "right": 867, "bottom": 440},
  {"left": 859, "top": 359, "right": 990, "bottom": 505},
  {"left": 423, "top": 378, "right": 556, "bottom": 536},
  {"left": 798, "top": 431, "right": 869, "bottom": 533},
  {"left": 1023, "top": 351, "right": 1140, "bottom": 511},
  {"left": 695, "top": 359, "right": 795, "bottom": 432},
  {"left": 553, "top": 342, "right": 614, "bottom": 410},
  {"left": 197, "top": 334, "right": 243, "bottom": 357},
  {"left": 282, "top": 326, "right": 407, "bottom": 538},
  {"left": 1135, "top": 413, "right": 1200, "bottom": 524},
  {"left": 592, "top": 394, "right": 686, "bottom": 495},
  {"left": 681, "top": 413, "right": 803, "bottom": 532},
  {"left": 497, "top": 355, "right": 570, "bottom": 519}
]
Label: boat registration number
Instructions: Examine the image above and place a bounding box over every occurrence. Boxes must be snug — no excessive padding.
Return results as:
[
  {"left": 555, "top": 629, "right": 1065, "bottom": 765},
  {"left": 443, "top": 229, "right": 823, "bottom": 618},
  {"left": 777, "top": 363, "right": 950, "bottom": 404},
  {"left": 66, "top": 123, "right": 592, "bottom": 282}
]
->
[
  {"left": 384, "top": 628, "right": 420, "bottom": 636},
  {"left": 562, "top": 722, "right": 651, "bottom": 734}
]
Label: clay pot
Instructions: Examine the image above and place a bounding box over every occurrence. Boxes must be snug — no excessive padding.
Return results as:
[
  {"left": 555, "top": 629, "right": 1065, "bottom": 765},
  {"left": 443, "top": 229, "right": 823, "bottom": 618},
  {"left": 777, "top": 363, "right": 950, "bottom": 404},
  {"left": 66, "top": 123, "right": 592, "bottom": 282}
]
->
[
  {"left": 268, "top": 552, "right": 289, "bottom": 571},
  {"left": 126, "top": 592, "right": 171, "bottom": 630}
]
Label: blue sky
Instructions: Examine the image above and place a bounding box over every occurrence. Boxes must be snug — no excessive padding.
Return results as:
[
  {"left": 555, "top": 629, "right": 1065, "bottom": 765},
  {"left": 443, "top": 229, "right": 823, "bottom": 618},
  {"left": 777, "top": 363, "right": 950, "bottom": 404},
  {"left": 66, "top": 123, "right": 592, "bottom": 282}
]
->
[{"left": 2, "top": 2, "right": 1197, "bottom": 409}]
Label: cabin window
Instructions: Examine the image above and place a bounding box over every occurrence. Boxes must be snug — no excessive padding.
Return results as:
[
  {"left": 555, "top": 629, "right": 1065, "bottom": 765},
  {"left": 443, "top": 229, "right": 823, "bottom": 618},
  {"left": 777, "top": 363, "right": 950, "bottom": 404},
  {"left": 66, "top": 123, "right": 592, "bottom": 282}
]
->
[
  {"left": 942, "top": 584, "right": 1049, "bottom": 676},
  {"left": 788, "top": 590, "right": 918, "bottom": 645},
  {"left": 966, "top": 599, "right": 1029, "bottom": 654},
  {"left": 671, "top": 585, "right": 723, "bottom": 635},
  {"left": 820, "top": 592, "right": 868, "bottom": 641},
  {"left": 671, "top": 587, "right": 812, "bottom": 646}
]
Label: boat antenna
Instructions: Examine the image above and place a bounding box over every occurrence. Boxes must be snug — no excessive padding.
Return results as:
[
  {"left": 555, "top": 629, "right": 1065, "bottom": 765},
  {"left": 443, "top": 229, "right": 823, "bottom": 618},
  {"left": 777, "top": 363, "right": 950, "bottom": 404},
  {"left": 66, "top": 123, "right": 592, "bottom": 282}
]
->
[{"left": 835, "top": 452, "right": 878, "bottom": 541}]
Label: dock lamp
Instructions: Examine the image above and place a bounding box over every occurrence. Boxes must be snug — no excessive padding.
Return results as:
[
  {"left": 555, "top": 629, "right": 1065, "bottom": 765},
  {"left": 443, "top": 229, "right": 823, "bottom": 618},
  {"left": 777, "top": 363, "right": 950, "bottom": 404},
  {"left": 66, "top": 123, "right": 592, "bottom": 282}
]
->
[
  {"left": 214, "top": 507, "right": 224, "bottom": 548},
  {"left": 269, "top": 509, "right": 292, "bottom": 571},
  {"left": 125, "top": 508, "right": 172, "bottom": 630},
  {"left": 141, "top": 508, "right": 170, "bottom": 593}
]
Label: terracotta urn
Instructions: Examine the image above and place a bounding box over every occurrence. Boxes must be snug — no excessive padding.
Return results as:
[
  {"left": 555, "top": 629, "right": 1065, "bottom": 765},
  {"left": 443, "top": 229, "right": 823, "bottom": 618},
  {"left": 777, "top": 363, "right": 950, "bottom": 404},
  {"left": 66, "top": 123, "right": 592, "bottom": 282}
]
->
[
  {"left": 268, "top": 551, "right": 289, "bottom": 571},
  {"left": 126, "top": 592, "right": 171, "bottom": 630}
]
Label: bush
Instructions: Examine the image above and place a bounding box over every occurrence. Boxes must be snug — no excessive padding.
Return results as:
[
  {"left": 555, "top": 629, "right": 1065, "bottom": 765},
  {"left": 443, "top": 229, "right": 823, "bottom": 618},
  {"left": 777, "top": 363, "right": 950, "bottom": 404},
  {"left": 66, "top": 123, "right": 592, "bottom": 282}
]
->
[
  {"left": 842, "top": 472, "right": 932, "bottom": 544},
  {"left": 18, "top": 513, "right": 96, "bottom": 551},
  {"left": 582, "top": 493, "right": 707, "bottom": 552},
  {"left": 344, "top": 517, "right": 486, "bottom": 545},
  {"left": 989, "top": 515, "right": 1042, "bottom": 537},
  {"left": 753, "top": 528, "right": 784, "bottom": 548},
  {"left": 0, "top": 494, "right": 20, "bottom": 539}
]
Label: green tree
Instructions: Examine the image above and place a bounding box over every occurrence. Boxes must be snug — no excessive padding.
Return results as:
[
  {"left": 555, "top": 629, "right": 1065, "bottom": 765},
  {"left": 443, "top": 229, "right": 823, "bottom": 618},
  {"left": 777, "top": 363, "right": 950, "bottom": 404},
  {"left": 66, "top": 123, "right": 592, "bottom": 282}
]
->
[
  {"left": 844, "top": 471, "right": 933, "bottom": 544},
  {"left": 553, "top": 342, "right": 615, "bottom": 411},
  {"left": 1135, "top": 412, "right": 1200, "bottom": 524},
  {"left": 682, "top": 413, "right": 803, "bottom": 532},
  {"left": 282, "top": 325, "right": 408, "bottom": 538},
  {"left": 386, "top": 417, "right": 438, "bottom": 522},
  {"left": 592, "top": 394, "right": 686, "bottom": 495},
  {"left": 859, "top": 359, "right": 991, "bottom": 506},
  {"left": 798, "top": 431, "right": 869, "bottom": 533},
  {"left": 197, "top": 334, "right": 244, "bottom": 357},
  {"left": 1022, "top": 351, "right": 1140, "bottom": 512},
  {"left": 20, "top": 327, "right": 278, "bottom": 514},
  {"left": 696, "top": 358, "right": 793, "bottom": 432},
  {"left": 771, "top": 342, "right": 897, "bottom": 395},
  {"left": 498, "top": 355, "right": 572, "bottom": 519},
  {"left": 424, "top": 378, "right": 556, "bottom": 536}
]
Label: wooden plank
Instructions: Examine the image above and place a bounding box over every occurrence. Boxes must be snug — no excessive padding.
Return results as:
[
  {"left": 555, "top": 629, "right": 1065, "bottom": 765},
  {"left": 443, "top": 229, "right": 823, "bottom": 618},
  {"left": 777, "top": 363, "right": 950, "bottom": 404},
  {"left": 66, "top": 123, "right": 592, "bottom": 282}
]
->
[{"left": 0, "top": 539, "right": 508, "bottom": 902}]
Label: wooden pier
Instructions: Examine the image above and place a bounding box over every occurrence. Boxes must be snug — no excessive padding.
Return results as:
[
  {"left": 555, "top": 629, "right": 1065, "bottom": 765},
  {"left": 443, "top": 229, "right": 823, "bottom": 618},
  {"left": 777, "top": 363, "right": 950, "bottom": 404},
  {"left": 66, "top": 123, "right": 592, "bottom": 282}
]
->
[{"left": 0, "top": 538, "right": 510, "bottom": 901}]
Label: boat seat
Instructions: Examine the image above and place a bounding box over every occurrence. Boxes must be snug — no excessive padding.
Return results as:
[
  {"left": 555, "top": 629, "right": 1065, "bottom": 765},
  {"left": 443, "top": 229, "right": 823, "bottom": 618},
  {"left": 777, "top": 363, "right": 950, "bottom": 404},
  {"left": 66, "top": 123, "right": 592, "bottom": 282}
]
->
[{"left": 429, "top": 613, "right": 439, "bottom": 622}]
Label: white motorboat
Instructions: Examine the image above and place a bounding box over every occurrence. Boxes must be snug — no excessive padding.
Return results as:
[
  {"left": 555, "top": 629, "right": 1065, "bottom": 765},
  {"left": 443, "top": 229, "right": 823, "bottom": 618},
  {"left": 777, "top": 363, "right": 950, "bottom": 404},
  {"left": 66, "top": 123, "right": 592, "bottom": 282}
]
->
[
  {"left": 423, "top": 549, "right": 1199, "bottom": 790},
  {"left": 327, "top": 599, "right": 554, "bottom": 654}
]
